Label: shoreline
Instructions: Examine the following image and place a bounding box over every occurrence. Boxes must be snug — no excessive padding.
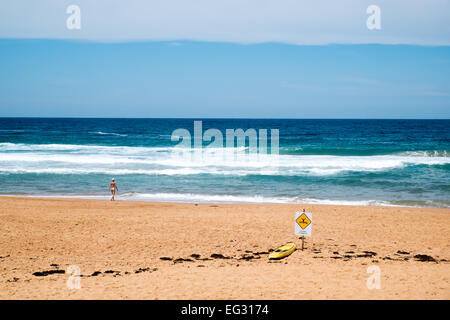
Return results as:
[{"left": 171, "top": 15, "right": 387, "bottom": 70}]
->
[
  {"left": 0, "top": 196, "right": 449, "bottom": 299},
  {"left": 0, "top": 194, "right": 448, "bottom": 209}
]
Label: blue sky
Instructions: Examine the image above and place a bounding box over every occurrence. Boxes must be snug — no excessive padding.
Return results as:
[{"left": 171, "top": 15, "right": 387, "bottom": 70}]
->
[
  {"left": 0, "top": 1, "right": 449, "bottom": 118},
  {"left": 1, "top": 40, "right": 449, "bottom": 118}
]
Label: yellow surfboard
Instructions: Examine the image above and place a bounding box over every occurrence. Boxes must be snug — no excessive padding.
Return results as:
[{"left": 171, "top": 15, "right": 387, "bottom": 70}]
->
[{"left": 268, "top": 242, "right": 296, "bottom": 260}]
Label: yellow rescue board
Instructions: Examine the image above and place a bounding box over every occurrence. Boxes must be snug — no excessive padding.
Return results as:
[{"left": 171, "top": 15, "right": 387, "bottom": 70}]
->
[{"left": 268, "top": 242, "right": 296, "bottom": 260}]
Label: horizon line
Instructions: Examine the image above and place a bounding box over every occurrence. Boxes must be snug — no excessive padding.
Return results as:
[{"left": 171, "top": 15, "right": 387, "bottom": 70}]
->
[{"left": 1, "top": 117, "right": 449, "bottom": 120}]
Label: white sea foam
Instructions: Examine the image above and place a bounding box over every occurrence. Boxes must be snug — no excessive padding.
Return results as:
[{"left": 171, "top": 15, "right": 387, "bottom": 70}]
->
[
  {"left": 3, "top": 192, "right": 441, "bottom": 207},
  {"left": 124, "top": 194, "right": 405, "bottom": 206},
  {"left": 0, "top": 143, "right": 246, "bottom": 154},
  {"left": 400, "top": 150, "right": 449, "bottom": 157},
  {"left": 0, "top": 142, "right": 167, "bottom": 153},
  {"left": 0, "top": 167, "right": 228, "bottom": 176},
  {"left": 0, "top": 192, "right": 291, "bottom": 203},
  {"left": 0, "top": 143, "right": 449, "bottom": 176},
  {"left": 89, "top": 131, "right": 128, "bottom": 137}
]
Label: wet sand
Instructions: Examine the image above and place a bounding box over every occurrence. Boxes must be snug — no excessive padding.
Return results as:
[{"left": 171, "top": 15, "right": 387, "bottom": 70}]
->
[{"left": 0, "top": 196, "right": 449, "bottom": 299}]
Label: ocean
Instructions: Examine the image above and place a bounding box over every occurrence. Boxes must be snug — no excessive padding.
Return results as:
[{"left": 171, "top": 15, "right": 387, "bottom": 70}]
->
[{"left": 0, "top": 118, "right": 449, "bottom": 208}]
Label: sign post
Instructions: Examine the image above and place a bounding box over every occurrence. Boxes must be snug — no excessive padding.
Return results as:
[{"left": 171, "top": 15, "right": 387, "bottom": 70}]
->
[{"left": 295, "top": 209, "right": 312, "bottom": 250}]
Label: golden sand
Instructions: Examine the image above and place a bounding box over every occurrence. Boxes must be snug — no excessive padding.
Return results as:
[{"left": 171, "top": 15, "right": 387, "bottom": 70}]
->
[{"left": 0, "top": 197, "right": 449, "bottom": 299}]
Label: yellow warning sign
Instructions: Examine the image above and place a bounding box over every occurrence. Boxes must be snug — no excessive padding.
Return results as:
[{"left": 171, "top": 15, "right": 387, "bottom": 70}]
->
[{"left": 296, "top": 213, "right": 311, "bottom": 230}]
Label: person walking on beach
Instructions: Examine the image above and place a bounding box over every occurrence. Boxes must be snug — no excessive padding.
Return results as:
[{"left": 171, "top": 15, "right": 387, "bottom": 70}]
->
[{"left": 109, "top": 178, "right": 118, "bottom": 201}]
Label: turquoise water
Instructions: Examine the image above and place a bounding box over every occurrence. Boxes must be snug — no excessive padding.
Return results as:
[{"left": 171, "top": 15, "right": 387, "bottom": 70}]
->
[{"left": 0, "top": 118, "right": 449, "bottom": 207}]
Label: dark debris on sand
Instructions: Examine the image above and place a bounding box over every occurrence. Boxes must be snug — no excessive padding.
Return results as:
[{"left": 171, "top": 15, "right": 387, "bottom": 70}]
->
[
  {"left": 160, "top": 257, "right": 173, "bottom": 261},
  {"left": 210, "top": 253, "right": 231, "bottom": 259},
  {"left": 239, "top": 254, "right": 260, "bottom": 261},
  {"left": 414, "top": 254, "right": 437, "bottom": 262},
  {"left": 32, "top": 270, "right": 65, "bottom": 277},
  {"left": 135, "top": 267, "right": 157, "bottom": 274},
  {"left": 104, "top": 270, "right": 116, "bottom": 274},
  {"left": 253, "top": 251, "right": 269, "bottom": 255},
  {"left": 174, "top": 258, "right": 194, "bottom": 263},
  {"left": 356, "top": 251, "right": 377, "bottom": 258}
]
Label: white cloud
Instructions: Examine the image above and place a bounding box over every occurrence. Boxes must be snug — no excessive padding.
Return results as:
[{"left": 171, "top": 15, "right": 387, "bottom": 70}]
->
[{"left": 0, "top": 0, "right": 449, "bottom": 45}]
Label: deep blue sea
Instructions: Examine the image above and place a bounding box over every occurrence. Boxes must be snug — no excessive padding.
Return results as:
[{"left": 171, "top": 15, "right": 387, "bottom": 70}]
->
[{"left": 0, "top": 118, "right": 449, "bottom": 208}]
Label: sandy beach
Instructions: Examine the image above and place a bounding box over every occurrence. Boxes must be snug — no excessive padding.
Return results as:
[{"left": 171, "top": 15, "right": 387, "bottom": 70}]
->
[{"left": 0, "top": 196, "right": 449, "bottom": 299}]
